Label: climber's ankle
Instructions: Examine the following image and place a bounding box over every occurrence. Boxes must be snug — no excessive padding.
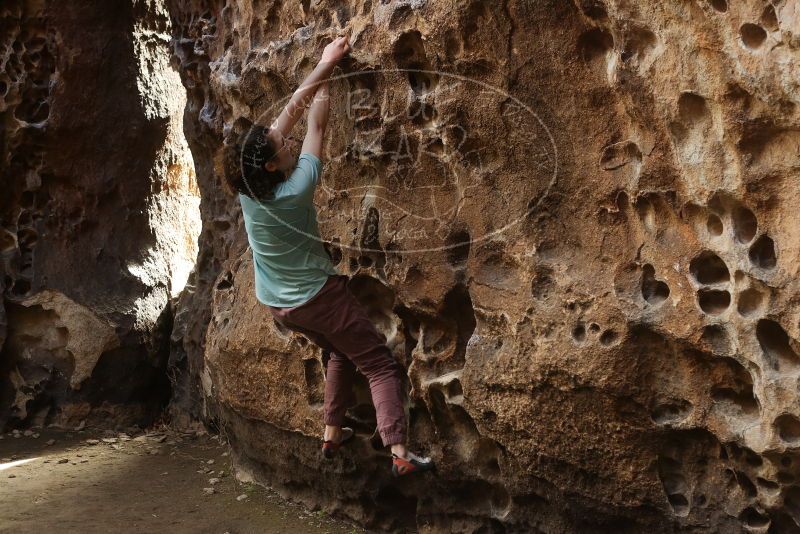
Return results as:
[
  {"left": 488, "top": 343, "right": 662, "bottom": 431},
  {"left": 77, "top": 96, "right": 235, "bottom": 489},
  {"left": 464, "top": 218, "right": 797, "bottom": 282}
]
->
[
  {"left": 324, "top": 424, "right": 342, "bottom": 442},
  {"left": 390, "top": 443, "right": 407, "bottom": 458}
]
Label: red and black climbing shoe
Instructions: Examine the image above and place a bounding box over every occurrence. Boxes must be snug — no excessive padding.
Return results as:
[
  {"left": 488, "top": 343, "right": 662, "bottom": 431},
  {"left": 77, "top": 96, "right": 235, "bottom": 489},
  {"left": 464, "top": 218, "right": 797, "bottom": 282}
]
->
[
  {"left": 391, "top": 451, "right": 436, "bottom": 477},
  {"left": 321, "top": 427, "right": 355, "bottom": 459}
]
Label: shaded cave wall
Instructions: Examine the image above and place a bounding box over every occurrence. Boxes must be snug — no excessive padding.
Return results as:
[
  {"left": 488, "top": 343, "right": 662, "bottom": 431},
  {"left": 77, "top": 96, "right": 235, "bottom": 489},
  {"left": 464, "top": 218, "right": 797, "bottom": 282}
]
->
[{"left": 0, "top": 0, "right": 200, "bottom": 430}]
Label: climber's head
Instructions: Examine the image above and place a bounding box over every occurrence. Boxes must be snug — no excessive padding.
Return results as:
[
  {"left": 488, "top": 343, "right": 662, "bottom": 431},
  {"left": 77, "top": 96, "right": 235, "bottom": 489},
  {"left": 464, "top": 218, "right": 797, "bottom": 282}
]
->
[{"left": 226, "top": 125, "right": 298, "bottom": 199}]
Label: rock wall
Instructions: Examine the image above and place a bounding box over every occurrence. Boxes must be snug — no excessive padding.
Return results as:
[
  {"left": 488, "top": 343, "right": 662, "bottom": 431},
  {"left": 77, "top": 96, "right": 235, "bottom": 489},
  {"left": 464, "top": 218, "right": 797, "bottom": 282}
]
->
[
  {"left": 165, "top": 0, "right": 800, "bottom": 531},
  {"left": 0, "top": 0, "right": 200, "bottom": 430}
]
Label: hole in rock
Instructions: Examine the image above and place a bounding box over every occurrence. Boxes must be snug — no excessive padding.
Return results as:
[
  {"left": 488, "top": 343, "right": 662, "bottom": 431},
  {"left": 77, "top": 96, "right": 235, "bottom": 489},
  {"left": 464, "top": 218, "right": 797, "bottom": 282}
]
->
[
  {"left": 441, "top": 283, "right": 477, "bottom": 365},
  {"left": 0, "top": 229, "right": 16, "bottom": 251},
  {"left": 635, "top": 196, "right": 656, "bottom": 231},
  {"left": 324, "top": 240, "right": 342, "bottom": 266},
  {"left": 393, "top": 31, "right": 437, "bottom": 95},
  {"left": 11, "top": 279, "right": 31, "bottom": 296},
  {"left": 335, "top": 5, "right": 351, "bottom": 26},
  {"left": 447, "top": 378, "right": 463, "bottom": 399},
  {"left": 616, "top": 191, "right": 630, "bottom": 210},
  {"left": 600, "top": 329, "right": 618, "bottom": 346},
  {"left": 589, "top": 323, "right": 600, "bottom": 333},
  {"left": 579, "top": 0, "right": 608, "bottom": 20},
  {"left": 531, "top": 265, "right": 555, "bottom": 301},
  {"left": 17, "top": 209, "right": 33, "bottom": 227},
  {"left": 732, "top": 206, "right": 757, "bottom": 244},
  {"left": 409, "top": 100, "right": 437, "bottom": 127},
  {"left": 424, "top": 137, "right": 444, "bottom": 155},
  {"left": 706, "top": 214, "right": 723, "bottom": 236},
  {"left": 651, "top": 400, "right": 693, "bottom": 424},
  {"left": 668, "top": 494, "right": 689, "bottom": 513},
  {"left": 360, "top": 207, "right": 382, "bottom": 251},
  {"left": 407, "top": 71, "right": 435, "bottom": 95},
  {"left": 711, "top": 386, "right": 759, "bottom": 417},
  {"left": 761, "top": 5, "right": 779, "bottom": 32},
  {"left": 577, "top": 28, "right": 614, "bottom": 62},
  {"left": 735, "top": 472, "right": 758, "bottom": 498},
  {"left": 756, "top": 477, "right": 780, "bottom": 495},
  {"left": 215, "top": 273, "right": 233, "bottom": 290},
  {"left": 445, "top": 227, "right": 470, "bottom": 268},
  {"left": 17, "top": 227, "right": 37, "bottom": 248},
  {"left": 641, "top": 264, "right": 670, "bottom": 305},
  {"left": 739, "top": 507, "right": 770, "bottom": 528},
  {"left": 698, "top": 289, "right": 731, "bottom": 315},
  {"left": 621, "top": 26, "right": 657, "bottom": 65},
  {"left": 444, "top": 31, "right": 462, "bottom": 58},
  {"left": 783, "top": 456, "right": 793, "bottom": 467},
  {"left": 657, "top": 456, "right": 689, "bottom": 517},
  {"left": 490, "top": 483, "right": 511, "bottom": 512},
  {"left": 700, "top": 324, "right": 732, "bottom": 354},
  {"left": 677, "top": 92, "right": 709, "bottom": 125},
  {"left": 779, "top": 472, "right": 795, "bottom": 484},
  {"left": 737, "top": 288, "right": 764, "bottom": 317},
  {"left": 775, "top": 414, "right": 800, "bottom": 443},
  {"left": 740, "top": 23, "right": 767, "bottom": 50},
  {"left": 600, "top": 140, "right": 642, "bottom": 170},
  {"left": 749, "top": 235, "right": 776, "bottom": 270},
  {"left": 707, "top": 192, "right": 726, "bottom": 216},
  {"left": 709, "top": 0, "right": 727, "bottom": 12},
  {"left": 0, "top": 81, "right": 7, "bottom": 96},
  {"left": 572, "top": 324, "right": 586, "bottom": 343},
  {"left": 690, "top": 251, "right": 730, "bottom": 284},
  {"left": 348, "top": 275, "right": 397, "bottom": 341},
  {"left": 756, "top": 319, "right": 800, "bottom": 370}
]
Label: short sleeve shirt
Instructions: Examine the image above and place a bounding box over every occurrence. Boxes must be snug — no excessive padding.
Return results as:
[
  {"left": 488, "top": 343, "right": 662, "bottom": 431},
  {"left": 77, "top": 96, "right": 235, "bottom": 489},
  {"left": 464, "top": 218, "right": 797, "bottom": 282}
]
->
[{"left": 239, "top": 153, "right": 338, "bottom": 307}]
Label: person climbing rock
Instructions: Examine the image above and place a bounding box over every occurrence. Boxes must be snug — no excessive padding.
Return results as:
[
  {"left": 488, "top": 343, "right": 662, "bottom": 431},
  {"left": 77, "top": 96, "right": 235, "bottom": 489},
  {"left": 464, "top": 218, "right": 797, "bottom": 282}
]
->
[{"left": 223, "top": 35, "right": 435, "bottom": 478}]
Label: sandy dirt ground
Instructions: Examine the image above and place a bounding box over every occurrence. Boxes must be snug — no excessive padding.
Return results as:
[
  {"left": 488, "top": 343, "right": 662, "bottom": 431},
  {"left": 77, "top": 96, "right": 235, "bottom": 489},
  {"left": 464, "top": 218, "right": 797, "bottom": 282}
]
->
[{"left": 0, "top": 425, "right": 365, "bottom": 534}]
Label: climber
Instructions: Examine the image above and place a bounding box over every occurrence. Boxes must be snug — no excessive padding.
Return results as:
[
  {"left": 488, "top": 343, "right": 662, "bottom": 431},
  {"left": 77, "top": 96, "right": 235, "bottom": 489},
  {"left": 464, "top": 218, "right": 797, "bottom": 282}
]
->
[{"left": 224, "top": 35, "right": 435, "bottom": 478}]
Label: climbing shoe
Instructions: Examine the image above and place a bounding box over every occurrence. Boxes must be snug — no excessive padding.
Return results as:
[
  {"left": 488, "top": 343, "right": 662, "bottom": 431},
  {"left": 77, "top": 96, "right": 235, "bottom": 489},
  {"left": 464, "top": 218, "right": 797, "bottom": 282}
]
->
[
  {"left": 321, "top": 427, "right": 355, "bottom": 459},
  {"left": 391, "top": 451, "right": 436, "bottom": 477}
]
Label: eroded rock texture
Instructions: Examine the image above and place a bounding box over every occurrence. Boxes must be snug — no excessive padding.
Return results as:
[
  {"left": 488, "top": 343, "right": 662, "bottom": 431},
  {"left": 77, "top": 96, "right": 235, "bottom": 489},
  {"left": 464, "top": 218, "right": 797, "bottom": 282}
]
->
[
  {"left": 0, "top": 0, "right": 200, "bottom": 429},
  {"left": 164, "top": 0, "right": 800, "bottom": 531}
]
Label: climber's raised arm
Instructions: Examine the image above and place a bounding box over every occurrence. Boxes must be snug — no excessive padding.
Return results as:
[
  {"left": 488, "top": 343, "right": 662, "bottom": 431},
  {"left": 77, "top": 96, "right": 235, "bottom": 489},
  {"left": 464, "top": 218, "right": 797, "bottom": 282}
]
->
[
  {"left": 269, "top": 35, "right": 349, "bottom": 139},
  {"left": 302, "top": 83, "right": 329, "bottom": 158}
]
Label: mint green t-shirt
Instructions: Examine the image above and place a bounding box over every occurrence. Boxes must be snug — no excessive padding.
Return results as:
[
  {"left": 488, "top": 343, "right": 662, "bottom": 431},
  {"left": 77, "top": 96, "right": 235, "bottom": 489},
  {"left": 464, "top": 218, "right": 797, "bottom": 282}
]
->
[{"left": 239, "top": 153, "right": 338, "bottom": 308}]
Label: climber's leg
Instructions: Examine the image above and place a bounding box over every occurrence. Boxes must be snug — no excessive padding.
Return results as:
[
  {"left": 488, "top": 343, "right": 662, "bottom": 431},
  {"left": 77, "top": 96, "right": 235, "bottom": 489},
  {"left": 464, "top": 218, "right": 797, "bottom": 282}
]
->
[
  {"left": 322, "top": 350, "right": 358, "bottom": 427},
  {"left": 271, "top": 275, "right": 408, "bottom": 447},
  {"left": 268, "top": 303, "right": 356, "bottom": 436}
]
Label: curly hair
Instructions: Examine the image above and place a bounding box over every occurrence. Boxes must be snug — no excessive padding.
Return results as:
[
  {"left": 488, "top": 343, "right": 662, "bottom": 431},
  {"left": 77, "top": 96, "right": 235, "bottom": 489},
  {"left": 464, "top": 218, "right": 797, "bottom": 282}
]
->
[{"left": 222, "top": 124, "right": 286, "bottom": 201}]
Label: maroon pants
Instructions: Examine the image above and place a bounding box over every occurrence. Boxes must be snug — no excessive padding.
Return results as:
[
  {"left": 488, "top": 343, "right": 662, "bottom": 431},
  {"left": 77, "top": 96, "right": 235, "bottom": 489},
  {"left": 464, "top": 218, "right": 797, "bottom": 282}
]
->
[{"left": 267, "top": 274, "right": 407, "bottom": 446}]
